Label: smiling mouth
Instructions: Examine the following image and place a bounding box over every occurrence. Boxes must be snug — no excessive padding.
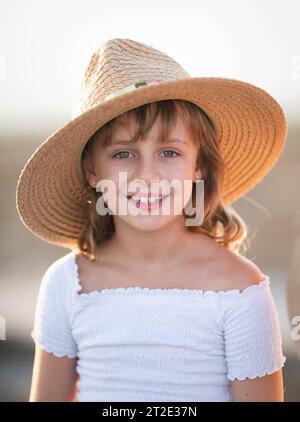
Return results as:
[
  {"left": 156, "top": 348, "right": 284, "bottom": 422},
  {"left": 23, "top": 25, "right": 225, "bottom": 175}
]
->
[{"left": 126, "top": 194, "right": 169, "bottom": 208}]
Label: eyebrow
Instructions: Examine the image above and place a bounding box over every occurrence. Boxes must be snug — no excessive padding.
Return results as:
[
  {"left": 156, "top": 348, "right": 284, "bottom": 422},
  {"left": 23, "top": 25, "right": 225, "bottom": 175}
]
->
[{"left": 110, "top": 138, "right": 189, "bottom": 146}]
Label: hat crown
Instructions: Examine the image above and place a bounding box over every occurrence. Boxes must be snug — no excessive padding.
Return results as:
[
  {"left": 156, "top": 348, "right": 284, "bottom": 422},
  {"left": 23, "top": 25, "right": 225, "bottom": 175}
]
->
[{"left": 79, "top": 38, "right": 190, "bottom": 112}]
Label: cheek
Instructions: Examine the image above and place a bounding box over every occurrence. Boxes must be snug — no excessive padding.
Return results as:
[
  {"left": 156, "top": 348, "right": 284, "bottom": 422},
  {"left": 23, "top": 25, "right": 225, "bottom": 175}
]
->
[
  {"left": 166, "top": 154, "right": 195, "bottom": 173},
  {"left": 166, "top": 164, "right": 195, "bottom": 209},
  {"left": 166, "top": 163, "right": 195, "bottom": 189},
  {"left": 94, "top": 157, "right": 117, "bottom": 184}
]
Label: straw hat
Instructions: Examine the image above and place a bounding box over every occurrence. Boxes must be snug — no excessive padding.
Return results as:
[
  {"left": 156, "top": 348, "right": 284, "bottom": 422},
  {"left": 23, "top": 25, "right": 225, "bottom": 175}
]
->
[{"left": 15, "top": 38, "right": 287, "bottom": 249}]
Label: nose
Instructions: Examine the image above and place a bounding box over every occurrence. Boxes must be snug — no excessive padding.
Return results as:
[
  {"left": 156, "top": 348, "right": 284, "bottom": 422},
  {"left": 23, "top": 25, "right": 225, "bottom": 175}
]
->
[
  {"left": 134, "top": 156, "right": 161, "bottom": 184},
  {"left": 130, "top": 156, "right": 162, "bottom": 193}
]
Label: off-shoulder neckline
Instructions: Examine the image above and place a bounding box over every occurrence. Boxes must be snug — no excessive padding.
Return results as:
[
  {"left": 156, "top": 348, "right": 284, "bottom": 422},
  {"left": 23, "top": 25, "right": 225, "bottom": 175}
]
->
[{"left": 69, "top": 249, "right": 271, "bottom": 300}]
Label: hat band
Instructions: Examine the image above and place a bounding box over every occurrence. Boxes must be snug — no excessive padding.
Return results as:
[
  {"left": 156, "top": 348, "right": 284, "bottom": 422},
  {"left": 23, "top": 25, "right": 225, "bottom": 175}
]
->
[{"left": 104, "top": 79, "right": 164, "bottom": 101}]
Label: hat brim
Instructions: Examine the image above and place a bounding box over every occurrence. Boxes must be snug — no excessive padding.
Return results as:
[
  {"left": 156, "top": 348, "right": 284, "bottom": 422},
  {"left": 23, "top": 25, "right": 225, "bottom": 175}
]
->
[{"left": 15, "top": 77, "right": 287, "bottom": 249}]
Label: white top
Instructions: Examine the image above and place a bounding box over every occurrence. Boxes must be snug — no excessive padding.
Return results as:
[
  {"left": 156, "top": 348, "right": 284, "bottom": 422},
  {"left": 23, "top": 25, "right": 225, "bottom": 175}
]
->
[{"left": 31, "top": 249, "right": 286, "bottom": 402}]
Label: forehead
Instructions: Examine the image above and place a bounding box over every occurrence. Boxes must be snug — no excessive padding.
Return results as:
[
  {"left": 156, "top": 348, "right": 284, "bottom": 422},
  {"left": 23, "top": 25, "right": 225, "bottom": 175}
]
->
[{"left": 111, "top": 108, "right": 192, "bottom": 143}]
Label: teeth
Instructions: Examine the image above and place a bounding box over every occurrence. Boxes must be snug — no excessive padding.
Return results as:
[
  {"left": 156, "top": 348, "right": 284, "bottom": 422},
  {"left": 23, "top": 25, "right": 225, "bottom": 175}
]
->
[{"left": 131, "top": 196, "right": 161, "bottom": 203}]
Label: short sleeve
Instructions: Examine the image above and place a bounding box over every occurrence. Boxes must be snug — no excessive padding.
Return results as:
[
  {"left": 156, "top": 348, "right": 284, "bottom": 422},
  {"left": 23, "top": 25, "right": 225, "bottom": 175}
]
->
[
  {"left": 221, "top": 278, "right": 287, "bottom": 381},
  {"left": 31, "top": 257, "right": 78, "bottom": 358}
]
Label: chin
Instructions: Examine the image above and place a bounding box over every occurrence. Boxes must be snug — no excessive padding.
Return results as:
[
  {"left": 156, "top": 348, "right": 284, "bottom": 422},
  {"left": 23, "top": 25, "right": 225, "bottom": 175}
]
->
[{"left": 119, "top": 214, "right": 176, "bottom": 232}]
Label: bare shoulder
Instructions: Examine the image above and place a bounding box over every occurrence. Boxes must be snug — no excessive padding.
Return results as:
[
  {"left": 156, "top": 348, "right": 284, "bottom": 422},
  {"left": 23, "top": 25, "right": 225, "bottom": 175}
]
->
[
  {"left": 192, "top": 233, "right": 265, "bottom": 292},
  {"left": 214, "top": 243, "right": 265, "bottom": 292}
]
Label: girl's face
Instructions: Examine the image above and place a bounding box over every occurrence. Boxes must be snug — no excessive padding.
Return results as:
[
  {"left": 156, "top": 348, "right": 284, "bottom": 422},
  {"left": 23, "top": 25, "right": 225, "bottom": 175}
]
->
[{"left": 85, "top": 110, "right": 202, "bottom": 232}]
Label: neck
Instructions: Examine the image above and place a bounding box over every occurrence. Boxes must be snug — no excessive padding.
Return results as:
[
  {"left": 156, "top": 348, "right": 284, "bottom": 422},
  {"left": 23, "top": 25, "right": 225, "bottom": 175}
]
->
[{"left": 101, "top": 215, "right": 194, "bottom": 270}]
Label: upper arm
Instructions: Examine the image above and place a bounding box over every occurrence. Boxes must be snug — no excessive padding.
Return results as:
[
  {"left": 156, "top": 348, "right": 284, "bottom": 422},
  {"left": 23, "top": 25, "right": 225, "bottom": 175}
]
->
[
  {"left": 30, "top": 257, "right": 79, "bottom": 401},
  {"left": 220, "top": 255, "right": 286, "bottom": 399},
  {"left": 29, "top": 345, "right": 79, "bottom": 402},
  {"left": 31, "top": 259, "right": 78, "bottom": 358},
  {"left": 231, "top": 368, "right": 284, "bottom": 402}
]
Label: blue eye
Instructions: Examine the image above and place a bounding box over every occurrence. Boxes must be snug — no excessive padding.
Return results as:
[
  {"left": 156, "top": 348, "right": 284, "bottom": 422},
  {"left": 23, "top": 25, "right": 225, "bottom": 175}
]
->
[
  {"left": 112, "top": 150, "right": 180, "bottom": 160},
  {"left": 112, "top": 151, "right": 133, "bottom": 159},
  {"left": 161, "top": 150, "right": 180, "bottom": 158}
]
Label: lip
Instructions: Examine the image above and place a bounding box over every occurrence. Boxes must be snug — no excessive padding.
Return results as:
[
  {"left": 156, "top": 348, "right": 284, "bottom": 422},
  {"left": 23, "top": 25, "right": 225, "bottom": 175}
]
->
[
  {"left": 126, "top": 192, "right": 163, "bottom": 198},
  {"left": 127, "top": 194, "right": 169, "bottom": 211}
]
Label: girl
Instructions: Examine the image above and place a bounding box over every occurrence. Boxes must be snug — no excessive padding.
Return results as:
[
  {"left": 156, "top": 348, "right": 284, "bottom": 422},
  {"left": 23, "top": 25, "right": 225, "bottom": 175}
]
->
[{"left": 16, "top": 38, "right": 287, "bottom": 402}]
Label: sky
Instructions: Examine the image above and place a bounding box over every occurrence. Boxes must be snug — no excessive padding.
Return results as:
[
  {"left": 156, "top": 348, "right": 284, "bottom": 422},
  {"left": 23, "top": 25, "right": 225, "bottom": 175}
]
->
[{"left": 0, "top": 0, "right": 299, "bottom": 138}]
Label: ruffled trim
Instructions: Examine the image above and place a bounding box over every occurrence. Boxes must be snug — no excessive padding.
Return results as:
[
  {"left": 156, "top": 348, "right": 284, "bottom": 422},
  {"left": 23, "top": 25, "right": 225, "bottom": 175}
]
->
[
  {"left": 31, "top": 331, "right": 77, "bottom": 359},
  {"left": 70, "top": 250, "right": 271, "bottom": 300},
  {"left": 227, "top": 356, "right": 287, "bottom": 381}
]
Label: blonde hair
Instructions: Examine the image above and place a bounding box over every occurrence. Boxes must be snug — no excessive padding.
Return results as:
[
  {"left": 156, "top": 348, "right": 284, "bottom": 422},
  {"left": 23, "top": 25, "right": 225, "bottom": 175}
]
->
[{"left": 78, "top": 99, "right": 249, "bottom": 261}]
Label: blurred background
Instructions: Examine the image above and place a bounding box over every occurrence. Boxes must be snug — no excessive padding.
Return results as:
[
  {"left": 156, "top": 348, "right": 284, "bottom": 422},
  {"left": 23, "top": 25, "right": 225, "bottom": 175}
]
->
[{"left": 0, "top": 0, "right": 299, "bottom": 401}]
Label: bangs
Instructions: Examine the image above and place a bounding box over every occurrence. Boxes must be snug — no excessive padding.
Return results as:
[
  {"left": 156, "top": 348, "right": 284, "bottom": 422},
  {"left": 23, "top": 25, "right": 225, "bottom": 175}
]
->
[{"left": 82, "top": 99, "right": 215, "bottom": 154}]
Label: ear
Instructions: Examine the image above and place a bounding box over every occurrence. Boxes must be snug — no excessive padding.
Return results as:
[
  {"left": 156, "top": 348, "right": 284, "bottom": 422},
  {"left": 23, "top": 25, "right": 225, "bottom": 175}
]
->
[{"left": 194, "top": 167, "right": 202, "bottom": 182}]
